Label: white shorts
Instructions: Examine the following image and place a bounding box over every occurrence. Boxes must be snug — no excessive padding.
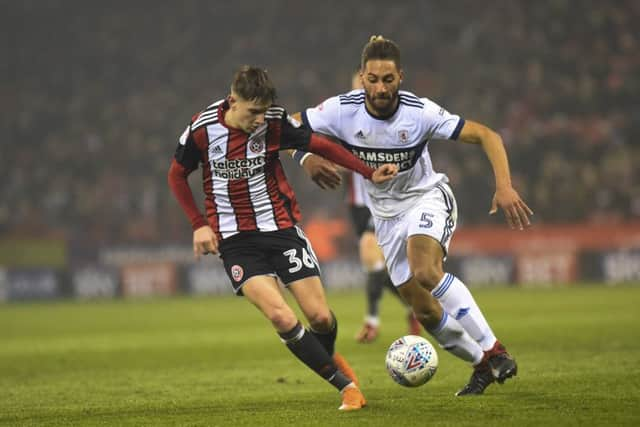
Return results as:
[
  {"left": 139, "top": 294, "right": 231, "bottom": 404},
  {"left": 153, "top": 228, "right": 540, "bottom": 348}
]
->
[{"left": 373, "top": 183, "right": 458, "bottom": 286}]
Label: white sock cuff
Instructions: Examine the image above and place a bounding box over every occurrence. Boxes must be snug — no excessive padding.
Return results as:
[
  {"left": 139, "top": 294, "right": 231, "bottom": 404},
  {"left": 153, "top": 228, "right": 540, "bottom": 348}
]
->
[
  {"left": 364, "top": 315, "right": 380, "bottom": 327},
  {"left": 279, "top": 324, "right": 305, "bottom": 344},
  {"left": 432, "top": 273, "right": 455, "bottom": 299},
  {"left": 427, "top": 311, "right": 448, "bottom": 334},
  {"left": 340, "top": 382, "right": 357, "bottom": 393}
]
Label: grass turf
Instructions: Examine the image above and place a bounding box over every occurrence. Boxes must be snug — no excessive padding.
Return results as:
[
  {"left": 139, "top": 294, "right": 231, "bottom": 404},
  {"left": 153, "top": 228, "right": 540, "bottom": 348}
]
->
[{"left": 1, "top": 285, "right": 639, "bottom": 426}]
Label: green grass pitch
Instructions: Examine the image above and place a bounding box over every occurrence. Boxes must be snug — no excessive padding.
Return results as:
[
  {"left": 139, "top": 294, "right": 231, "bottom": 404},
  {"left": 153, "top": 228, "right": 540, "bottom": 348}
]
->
[{"left": 1, "top": 285, "right": 639, "bottom": 426}]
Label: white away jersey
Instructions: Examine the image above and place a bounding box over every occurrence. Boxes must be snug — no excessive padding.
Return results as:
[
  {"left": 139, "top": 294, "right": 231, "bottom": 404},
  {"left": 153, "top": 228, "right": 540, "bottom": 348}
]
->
[{"left": 302, "top": 89, "right": 465, "bottom": 218}]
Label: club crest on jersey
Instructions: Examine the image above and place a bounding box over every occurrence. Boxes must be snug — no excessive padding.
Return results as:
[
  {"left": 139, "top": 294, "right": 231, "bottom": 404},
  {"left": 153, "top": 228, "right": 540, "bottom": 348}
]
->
[
  {"left": 231, "top": 265, "right": 244, "bottom": 282},
  {"left": 397, "top": 130, "right": 409, "bottom": 144},
  {"left": 249, "top": 139, "right": 264, "bottom": 154}
]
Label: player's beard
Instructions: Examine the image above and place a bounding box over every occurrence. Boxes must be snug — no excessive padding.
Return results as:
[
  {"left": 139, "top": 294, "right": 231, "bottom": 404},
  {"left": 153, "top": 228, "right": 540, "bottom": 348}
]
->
[{"left": 366, "top": 90, "right": 399, "bottom": 117}]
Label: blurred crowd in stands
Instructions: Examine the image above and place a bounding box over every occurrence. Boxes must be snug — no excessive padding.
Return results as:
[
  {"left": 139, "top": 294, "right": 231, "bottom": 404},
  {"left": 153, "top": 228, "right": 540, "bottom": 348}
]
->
[{"left": 2, "top": 0, "right": 639, "bottom": 248}]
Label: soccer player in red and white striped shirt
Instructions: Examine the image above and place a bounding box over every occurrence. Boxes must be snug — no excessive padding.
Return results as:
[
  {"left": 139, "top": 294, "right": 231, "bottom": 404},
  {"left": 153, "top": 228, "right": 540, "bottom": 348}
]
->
[{"left": 168, "top": 65, "right": 397, "bottom": 411}]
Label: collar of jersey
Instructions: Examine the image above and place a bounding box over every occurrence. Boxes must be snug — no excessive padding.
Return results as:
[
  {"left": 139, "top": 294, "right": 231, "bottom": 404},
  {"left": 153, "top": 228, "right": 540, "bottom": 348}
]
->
[{"left": 364, "top": 98, "right": 400, "bottom": 121}]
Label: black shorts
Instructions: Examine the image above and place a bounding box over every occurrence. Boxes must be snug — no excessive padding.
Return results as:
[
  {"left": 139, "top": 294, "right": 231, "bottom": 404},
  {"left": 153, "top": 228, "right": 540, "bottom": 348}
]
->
[
  {"left": 349, "top": 205, "right": 375, "bottom": 237},
  {"left": 218, "top": 226, "right": 321, "bottom": 295}
]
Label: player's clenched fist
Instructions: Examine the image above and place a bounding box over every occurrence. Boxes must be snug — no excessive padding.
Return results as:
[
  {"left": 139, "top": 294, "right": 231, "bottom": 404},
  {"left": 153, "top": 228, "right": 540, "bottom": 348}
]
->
[
  {"left": 371, "top": 164, "right": 398, "bottom": 184},
  {"left": 193, "top": 225, "right": 218, "bottom": 259}
]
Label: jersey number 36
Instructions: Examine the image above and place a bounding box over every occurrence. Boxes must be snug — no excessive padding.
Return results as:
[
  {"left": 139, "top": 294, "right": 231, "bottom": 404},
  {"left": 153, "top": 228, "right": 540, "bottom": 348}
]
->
[{"left": 283, "top": 248, "right": 316, "bottom": 273}]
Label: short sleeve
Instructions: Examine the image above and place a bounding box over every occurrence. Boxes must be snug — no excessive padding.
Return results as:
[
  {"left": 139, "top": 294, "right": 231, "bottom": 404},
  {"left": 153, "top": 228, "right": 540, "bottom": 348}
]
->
[
  {"left": 301, "top": 95, "right": 343, "bottom": 137},
  {"left": 279, "top": 113, "right": 312, "bottom": 150},
  {"left": 420, "top": 98, "right": 465, "bottom": 141},
  {"left": 174, "top": 124, "right": 201, "bottom": 171}
]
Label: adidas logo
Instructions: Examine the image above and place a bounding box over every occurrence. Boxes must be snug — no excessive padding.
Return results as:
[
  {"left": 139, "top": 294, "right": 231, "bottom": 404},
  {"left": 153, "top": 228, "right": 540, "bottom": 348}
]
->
[
  {"left": 211, "top": 145, "right": 223, "bottom": 154},
  {"left": 355, "top": 130, "right": 366, "bottom": 139}
]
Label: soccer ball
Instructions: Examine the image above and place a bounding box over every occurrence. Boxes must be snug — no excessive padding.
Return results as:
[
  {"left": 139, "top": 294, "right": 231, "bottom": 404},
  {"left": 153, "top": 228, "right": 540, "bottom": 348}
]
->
[{"left": 385, "top": 335, "right": 438, "bottom": 387}]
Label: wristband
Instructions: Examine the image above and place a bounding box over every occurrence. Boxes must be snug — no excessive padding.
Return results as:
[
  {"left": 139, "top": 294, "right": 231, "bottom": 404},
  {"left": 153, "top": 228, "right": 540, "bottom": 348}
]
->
[{"left": 292, "top": 150, "right": 312, "bottom": 166}]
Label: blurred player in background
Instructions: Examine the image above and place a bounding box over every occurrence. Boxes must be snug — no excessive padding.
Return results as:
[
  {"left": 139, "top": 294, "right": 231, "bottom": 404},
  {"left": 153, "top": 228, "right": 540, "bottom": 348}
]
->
[
  {"left": 300, "top": 37, "right": 533, "bottom": 396},
  {"left": 297, "top": 71, "right": 420, "bottom": 343},
  {"left": 168, "top": 66, "right": 397, "bottom": 410}
]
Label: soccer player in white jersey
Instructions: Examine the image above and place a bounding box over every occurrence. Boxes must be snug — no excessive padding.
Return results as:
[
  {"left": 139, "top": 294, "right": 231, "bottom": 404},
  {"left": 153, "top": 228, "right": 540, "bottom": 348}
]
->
[
  {"left": 347, "top": 70, "right": 421, "bottom": 343},
  {"left": 168, "top": 66, "right": 398, "bottom": 410},
  {"left": 299, "top": 70, "right": 420, "bottom": 343},
  {"left": 300, "top": 37, "right": 533, "bottom": 396}
]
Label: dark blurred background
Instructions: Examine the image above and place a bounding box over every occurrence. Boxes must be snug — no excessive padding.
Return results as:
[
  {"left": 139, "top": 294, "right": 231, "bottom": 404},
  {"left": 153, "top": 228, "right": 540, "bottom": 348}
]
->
[{"left": 1, "top": 0, "right": 639, "bottom": 298}]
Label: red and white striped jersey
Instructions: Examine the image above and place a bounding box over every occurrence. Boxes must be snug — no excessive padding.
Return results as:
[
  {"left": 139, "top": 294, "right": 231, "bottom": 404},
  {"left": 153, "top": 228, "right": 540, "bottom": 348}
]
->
[{"left": 174, "top": 99, "right": 311, "bottom": 239}]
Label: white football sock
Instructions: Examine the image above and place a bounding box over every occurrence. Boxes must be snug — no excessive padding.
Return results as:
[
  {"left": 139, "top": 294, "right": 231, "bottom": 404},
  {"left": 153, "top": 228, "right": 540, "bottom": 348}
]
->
[
  {"left": 364, "top": 315, "right": 380, "bottom": 327},
  {"left": 432, "top": 273, "right": 497, "bottom": 351},
  {"left": 427, "top": 311, "right": 483, "bottom": 365}
]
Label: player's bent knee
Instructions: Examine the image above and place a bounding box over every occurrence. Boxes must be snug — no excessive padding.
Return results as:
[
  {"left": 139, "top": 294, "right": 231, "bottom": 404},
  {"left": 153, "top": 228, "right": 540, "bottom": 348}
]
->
[
  {"left": 412, "top": 266, "right": 443, "bottom": 291},
  {"left": 265, "top": 305, "right": 298, "bottom": 331},
  {"left": 307, "top": 309, "right": 333, "bottom": 332},
  {"left": 413, "top": 309, "right": 442, "bottom": 328},
  {"left": 359, "top": 232, "right": 385, "bottom": 271},
  {"left": 412, "top": 295, "right": 443, "bottom": 327},
  {"left": 359, "top": 233, "right": 378, "bottom": 253}
]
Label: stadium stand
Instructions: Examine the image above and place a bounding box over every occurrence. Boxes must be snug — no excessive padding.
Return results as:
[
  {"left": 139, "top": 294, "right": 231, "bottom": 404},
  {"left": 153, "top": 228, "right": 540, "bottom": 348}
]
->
[{"left": 2, "top": 0, "right": 638, "bottom": 249}]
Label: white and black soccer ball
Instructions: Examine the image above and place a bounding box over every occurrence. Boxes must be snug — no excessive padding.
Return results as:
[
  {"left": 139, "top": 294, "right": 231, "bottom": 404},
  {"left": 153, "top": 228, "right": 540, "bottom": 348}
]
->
[{"left": 385, "top": 335, "right": 438, "bottom": 387}]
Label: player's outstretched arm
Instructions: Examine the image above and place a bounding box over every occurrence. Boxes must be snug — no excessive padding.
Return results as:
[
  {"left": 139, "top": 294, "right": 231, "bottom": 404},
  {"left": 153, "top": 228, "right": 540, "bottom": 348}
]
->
[
  {"left": 457, "top": 120, "right": 533, "bottom": 230},
  {"left": 306, "top": 133, "right": 397, "bottom": 183}
]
